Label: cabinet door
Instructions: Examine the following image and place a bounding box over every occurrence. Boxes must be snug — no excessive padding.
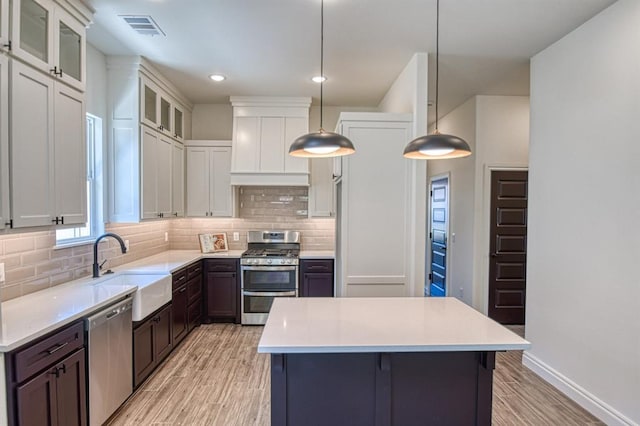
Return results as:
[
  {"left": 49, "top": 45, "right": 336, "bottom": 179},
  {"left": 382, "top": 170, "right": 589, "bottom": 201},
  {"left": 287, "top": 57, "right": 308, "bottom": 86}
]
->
[
  {"left": 140, "top": 127, "right": 158, "bottom": 219},
  {"left": 53, "top": 6, "right": 85, "bottom": 91},
  {"left": 187, "top": 300, "right": 202, "bottom": 332},
  {"left": 10, "top": 60, "right": 55, "bottom": 228},
  {"left": 284, "top": 116, "right": 309, "bottom": 173},
  {"left": 12, "top": 0, "right": 55, "bottom": 74},
  {"left": 185, "top": 146, "right": 210, "bottom": 217},
  {"left": 0, "top": 54, "right": 9, "bottom": 229},
  {"left": 173, "top": 104, "right": 184, "bottom": 141},
  {"left": 0, "top": 0, "right": 9, "bottom": 49},
  {"left": 55, "top": 348, "right": 87, "bottom": 426},
  {"left": 133, "top": 318, "right": 155, "bottom": 388},
  {"left": 140, "top": 77, "right": 159, "bottom": 129},
  {"left": 159, "top": 95, "right": 172, "bottom": 135},
  {"left": 156, "top": 135, "right": 173, "bottom": 217},
  {"left": 301, "top": 273, "right": 334, "bottom": 297},
  {"left": 172, "top": 285, "right": 188, "bottom": 345},
  {"left": 232, "top": 116, "right": 259, "bottom": 172},
  {"left": 260, "top": 117, "right": 284, "bottom": 172},
  {"left": 309, "top": 158, "right": 334, "bottom": 217},
  {"left": 171, "top": 141, "right": 184, "bottom": 217},
  {"left": 210, "top": 147, "right": 232, "bottom": 217},
  {"left": 16, "top": 365, "right": 58, "bottom": 426},
  {"left": 154, "top": 304, "right": 173, "bottom": 363},
  {"left": 54, "top": 82, "right": 86, "bottom": 225},
  {"left": 206, "top": 271, "right": 237, "bottom": 318}
]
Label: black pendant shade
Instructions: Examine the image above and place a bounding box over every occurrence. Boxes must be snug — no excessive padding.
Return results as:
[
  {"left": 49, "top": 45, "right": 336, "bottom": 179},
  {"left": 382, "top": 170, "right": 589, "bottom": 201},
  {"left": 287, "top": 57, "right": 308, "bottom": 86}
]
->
[
  {"left": 403, "top": 0, "right": 471, "bottom": 160},
  {"left": 288, "top": 0, "right": 356, "bottom": 158},
  {"left": 403, "top": 132, "right": 472, "bottom": 159},
  {"left": 289, "top": 130, "right": 356, "bottom": 158}
]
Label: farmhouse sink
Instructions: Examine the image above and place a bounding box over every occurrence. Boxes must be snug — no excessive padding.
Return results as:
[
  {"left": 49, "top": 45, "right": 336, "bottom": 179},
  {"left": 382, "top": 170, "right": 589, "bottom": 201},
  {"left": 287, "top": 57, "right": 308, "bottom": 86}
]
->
[{"left": 98, "top": 273, "right": 172, "bottom": 321}]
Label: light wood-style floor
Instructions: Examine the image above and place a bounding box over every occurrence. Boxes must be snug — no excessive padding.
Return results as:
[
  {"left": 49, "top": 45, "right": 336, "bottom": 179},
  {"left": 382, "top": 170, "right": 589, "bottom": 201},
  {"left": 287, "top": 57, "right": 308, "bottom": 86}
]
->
[{"left": 107, "top": 324, "right": 604, "bottom": 426}]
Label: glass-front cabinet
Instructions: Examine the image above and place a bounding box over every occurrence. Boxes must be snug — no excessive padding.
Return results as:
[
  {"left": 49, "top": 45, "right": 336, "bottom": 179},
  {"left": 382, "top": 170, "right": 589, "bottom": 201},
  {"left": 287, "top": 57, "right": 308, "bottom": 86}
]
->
[
  {"left": 11, "top": 0, "right": 86, "bottom": 91},
  {"left": 173, "top": 104, "right": 184, "bottom": 140},
  {"left": 140, "top": 75, "right": 185, "bottom": 141}
]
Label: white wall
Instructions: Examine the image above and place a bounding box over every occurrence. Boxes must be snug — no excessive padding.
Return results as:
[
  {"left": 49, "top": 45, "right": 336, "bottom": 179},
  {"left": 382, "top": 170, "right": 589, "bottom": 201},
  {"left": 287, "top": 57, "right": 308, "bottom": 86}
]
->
[
  {"left": 86, "top": 44, "right": 107, "bottom": 120},
  {"left": 524, "top": 1, "right": 640, "bottom": 424},
  {"left": 191, "top": 104, "right": 233, "bottom": 140},
  {"left": 428, "top": 97, "right": 477, "bottom": 304},
  {"left": 377, "top": 53, "right": 428, "bottom": 296},
  {"left": 426, "top": 95, "right": 529, "bottom": 309}
]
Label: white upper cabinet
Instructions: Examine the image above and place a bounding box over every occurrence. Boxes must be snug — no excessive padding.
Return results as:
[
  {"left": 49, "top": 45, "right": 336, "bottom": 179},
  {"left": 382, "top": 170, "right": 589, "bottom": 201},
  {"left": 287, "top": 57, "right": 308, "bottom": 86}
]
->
[
  {"left": 140, "top": 75, "right": 184, "bottom": 140},
  {"left": 0, "top": 54, "right": 9, "bottom": 230},
  {"left": 10, "top": 60, "right": 85, "bottom": 228},
  {"left": 0, "top": 0, "right": 9, "bottom": 50},
  {"left": 185, "top": 141, "right": 233, "bottom": 218},
  {"left": 309, "top": 158, "right": 334, "bottom": 217},
  {"left": 11, "top": 0, "right": 89, "bottom": 92},
  {"left": 171, "top": 141, "right": 184, "bottom": 217},
  {"left": 230, "top": 96, "right": 311, "bottom": 186},
  {"left": 108, "top": 56, "right": 192, "bottom": 222}
]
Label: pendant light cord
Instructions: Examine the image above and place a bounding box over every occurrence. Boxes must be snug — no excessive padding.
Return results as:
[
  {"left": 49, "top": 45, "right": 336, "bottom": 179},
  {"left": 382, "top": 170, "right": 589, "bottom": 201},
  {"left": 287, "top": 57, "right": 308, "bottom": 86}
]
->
[
  {"left": 434, "top": 0, "right": 439, "bottom": 133},
  {"left": 320, "top": 0, "right": 324, "bottom": 131}
]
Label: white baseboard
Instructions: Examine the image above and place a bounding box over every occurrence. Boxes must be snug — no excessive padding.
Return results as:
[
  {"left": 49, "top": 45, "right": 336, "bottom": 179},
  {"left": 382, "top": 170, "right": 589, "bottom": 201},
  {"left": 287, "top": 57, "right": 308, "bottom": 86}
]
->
[{"left": 522, "top": 352, "right": 636, "bottom": 426}]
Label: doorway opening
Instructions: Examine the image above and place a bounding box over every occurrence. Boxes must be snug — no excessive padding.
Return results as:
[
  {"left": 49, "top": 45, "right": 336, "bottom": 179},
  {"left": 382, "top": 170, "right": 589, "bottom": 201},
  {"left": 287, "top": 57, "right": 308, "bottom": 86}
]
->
[{"left": 427, "top": 176, "right": 449, "bottom": 297}]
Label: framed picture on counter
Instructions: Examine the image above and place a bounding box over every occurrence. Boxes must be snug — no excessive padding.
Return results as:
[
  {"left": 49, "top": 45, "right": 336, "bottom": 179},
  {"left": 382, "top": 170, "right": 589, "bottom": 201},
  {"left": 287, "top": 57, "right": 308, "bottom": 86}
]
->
[{"left": 198, "top": 233, "right": 228, "bottom": 253}]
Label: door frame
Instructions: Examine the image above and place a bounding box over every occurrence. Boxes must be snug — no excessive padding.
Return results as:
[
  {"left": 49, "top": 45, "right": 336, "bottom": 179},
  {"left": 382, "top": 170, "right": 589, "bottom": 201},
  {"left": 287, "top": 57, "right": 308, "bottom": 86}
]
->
[
  {"left": 478, "top": 164, "right": 528, "bottom": 315},
  {"left": 427, "top": 173, "right": 451, "bottom": 297}
]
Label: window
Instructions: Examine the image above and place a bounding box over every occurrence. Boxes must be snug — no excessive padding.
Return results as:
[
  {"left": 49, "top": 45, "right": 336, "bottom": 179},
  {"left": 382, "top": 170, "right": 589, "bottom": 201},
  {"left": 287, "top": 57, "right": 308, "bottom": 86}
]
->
[{"left": 56, "top": 114, "right": 104, "bottom": 245}]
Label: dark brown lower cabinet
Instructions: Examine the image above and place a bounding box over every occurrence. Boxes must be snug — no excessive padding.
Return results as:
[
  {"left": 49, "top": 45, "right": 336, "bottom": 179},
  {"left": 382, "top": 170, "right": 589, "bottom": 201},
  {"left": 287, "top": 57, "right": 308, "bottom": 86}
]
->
[
  {"left": 172, "top": 284, "right": 188, "bottom": 345},
  {"left": 133, "top": 303, "right": 173, "bottom": 388},
  {"left": 186, "top": 262, "right": 203, "bottom": 331},
  {"left": 300, "top": 259, "right": 334, "bottom": 297},
  {"left": 204, "top": 259, "right": 239, "bottom": 323},
  {"left": 6, "top": 320, "right": 87, "bottom": 426}
]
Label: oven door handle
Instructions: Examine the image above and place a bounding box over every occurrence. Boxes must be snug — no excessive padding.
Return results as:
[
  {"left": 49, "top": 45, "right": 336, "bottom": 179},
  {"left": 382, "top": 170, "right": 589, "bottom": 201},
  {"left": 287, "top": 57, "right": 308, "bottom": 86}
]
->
[
  {"left": 243, "top": 290, "right": 297, "bottom": 297},
  {"left": 241, "top": 266, "right": 298, "bottom": 271}
]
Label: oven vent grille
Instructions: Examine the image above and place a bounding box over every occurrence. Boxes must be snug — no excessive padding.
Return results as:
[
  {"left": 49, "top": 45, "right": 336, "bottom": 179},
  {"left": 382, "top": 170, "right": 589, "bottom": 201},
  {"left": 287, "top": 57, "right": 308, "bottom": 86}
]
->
[{"left": 120, "top": 15, "right": 166, "bottom": 36}]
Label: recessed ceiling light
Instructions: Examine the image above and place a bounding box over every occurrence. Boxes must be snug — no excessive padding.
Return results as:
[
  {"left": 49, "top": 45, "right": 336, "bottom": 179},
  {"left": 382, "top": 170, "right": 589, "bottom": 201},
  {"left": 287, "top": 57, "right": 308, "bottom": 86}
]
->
[
  {"left": 209, "top": 74, "right": 226, "bottom": 82},
  {"left": 312, "top": 75, "right": 327, "bottom": 83}
]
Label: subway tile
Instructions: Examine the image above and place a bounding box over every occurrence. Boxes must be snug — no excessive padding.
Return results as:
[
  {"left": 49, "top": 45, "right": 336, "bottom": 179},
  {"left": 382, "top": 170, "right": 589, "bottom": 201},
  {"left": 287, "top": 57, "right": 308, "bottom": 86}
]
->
[
  {"left": 4, "top": 238, "right": 35, "bottom": 255},
  {"left": 21, "top": 249, "right": 51, "bottom": 265},
  {"left": 36, "top": 260, "right": 64, "bottom": 276},
  {"left": 50, "top": 271, "right": 74, "bottom": 286},
  {"left": 1, "top": 284, "right": 23, "bottom": 302},
  {"left": 21, "top": 277, "right": 52, "bottom": 296},
  {"left": 6, "top": 266, "right": 36, "bottom": 284},
  {"left": 2, "top": 254, "right": 23, "bottom": 270}
]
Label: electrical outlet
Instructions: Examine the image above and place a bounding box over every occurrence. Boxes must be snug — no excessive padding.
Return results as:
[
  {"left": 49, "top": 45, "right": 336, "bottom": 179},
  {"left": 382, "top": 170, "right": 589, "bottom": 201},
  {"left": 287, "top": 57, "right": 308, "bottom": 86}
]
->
[
  {"left": 164, "top": 232, "right": 169, "bottom": 242},
  {"left": 0, "top": 263, "right": 5, "bottom": 283},
  {"left": 125, "top": 240, "right": 130, "bottom": 251},
  {"left": 233, "top": 232, "right": 239, "bottom": 241}
]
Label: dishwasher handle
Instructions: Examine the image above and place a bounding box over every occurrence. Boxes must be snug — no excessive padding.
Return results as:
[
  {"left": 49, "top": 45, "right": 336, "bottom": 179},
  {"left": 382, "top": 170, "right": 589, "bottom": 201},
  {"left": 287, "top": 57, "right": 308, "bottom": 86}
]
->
[{"left": 86, "top": 298, "right": 133, "bottom": 331}]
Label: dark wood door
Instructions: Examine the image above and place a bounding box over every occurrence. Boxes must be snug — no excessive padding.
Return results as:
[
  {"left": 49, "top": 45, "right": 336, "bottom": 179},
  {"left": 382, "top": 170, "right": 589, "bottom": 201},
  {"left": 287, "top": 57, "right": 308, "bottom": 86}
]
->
[
  {"left": 155, "top": 304, "right": 173, "bottom": 363},
  {"left": 429, "top": 178, "right": 448, "bottom": 297},
  {"left": 55, "top": 349, "right": 87, "bottom": 426},
  {"left": 301, "top": 273, "right": 334, "bottom": 297},
  {"left": 172, "top": 285, "right": 188, "bottom": 345},
  {"left": 16, "top": 365, "right": 58, "bottom": 426},
  {"left": 133, "top": 318, "right": 155, "bottom": 388},
  {"left": 488, "top": 170, "right": 528, "bottom": 324},
  {"left": 206, "top": 271, "right": 238, "bottom": 318}
]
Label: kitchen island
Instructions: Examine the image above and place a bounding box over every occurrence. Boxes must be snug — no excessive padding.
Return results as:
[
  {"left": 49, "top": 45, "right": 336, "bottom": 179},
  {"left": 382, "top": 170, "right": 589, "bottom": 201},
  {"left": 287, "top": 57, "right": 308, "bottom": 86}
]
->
[{"left": 258, "top": 297, "right": 530, "bottom": 426}]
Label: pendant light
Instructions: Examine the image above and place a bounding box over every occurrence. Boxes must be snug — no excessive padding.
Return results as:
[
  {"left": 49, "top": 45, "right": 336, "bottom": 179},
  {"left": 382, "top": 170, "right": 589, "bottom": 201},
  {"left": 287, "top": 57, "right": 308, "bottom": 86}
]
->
[
  {"left": 288, "top": 0, "right": 356, "bottom": 158},
  {"left": 403, "top": 0, "right": 471, "bottom": 160}
]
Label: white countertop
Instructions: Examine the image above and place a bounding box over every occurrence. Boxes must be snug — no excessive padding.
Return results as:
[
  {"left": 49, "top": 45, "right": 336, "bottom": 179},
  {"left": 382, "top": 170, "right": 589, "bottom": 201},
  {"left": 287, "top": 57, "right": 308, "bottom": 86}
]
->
[
  {"left": 299, "top": 251, "right": 334, "bottom": 259},
  {"left": 0, "top": 277, "right": 137, "bottom": 351},
  {"left": 258, "top": 297, "right": 531, "bottom": 354},
  {"left": 122, "top": 249, "right": 243, "bottom": 274}
]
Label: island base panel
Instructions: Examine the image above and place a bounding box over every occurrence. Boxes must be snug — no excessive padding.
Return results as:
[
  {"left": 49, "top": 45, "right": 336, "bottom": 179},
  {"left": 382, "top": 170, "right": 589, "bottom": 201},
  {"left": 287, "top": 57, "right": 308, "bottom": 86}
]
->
[{"left": 270, "top": 351, "right": 496, "bottom": 426}]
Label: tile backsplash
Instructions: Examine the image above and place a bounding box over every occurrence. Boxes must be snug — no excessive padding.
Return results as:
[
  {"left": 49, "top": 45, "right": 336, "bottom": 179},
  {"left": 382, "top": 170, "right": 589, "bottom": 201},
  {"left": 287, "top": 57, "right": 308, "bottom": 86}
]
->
[
  {"left": 238, "top": 186, "right": 309, "bottom": 218},
  {"left": 0, "top": 215, "right": 334, "bottom": 302}
]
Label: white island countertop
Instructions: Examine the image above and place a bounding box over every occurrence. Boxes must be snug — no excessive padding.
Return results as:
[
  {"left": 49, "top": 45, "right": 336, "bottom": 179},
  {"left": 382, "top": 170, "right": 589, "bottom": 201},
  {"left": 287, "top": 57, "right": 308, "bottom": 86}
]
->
[{"left": 258, "top": 297, "right": 531, "bottom": 353}]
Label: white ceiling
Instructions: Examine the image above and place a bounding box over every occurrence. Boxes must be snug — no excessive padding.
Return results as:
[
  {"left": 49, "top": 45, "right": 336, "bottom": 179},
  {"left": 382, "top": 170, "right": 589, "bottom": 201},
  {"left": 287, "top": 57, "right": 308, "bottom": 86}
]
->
[{"left": 86, "top": 0, "right": 616, "bottom": 122}]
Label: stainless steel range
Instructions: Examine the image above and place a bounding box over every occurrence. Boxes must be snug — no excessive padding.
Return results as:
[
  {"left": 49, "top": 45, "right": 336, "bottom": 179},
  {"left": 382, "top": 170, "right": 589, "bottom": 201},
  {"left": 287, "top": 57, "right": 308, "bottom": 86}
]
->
[{"left": 241, "top": 230, "right": 300, "bottom": 325}]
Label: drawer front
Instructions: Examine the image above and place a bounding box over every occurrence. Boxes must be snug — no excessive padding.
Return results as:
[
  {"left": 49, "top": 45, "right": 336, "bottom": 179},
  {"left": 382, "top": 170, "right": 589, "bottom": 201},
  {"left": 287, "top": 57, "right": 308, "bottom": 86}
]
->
[
  {"left": 206, "top": 259, "right": 237, "bottom": 272},
  {"left": 172, "top": 267, "right": 188, "bottom": 290},
  {"left": 187, "top": 276, "right": 202, "bottom": 306},
  {"left": 186, "top": 261, "right": 203, "bottom": 279},
  {"left": 188, "top": 301, "right": 202, "bottom": 331},
  {"left": 13, "top": 321, "right": 84, "bottom": 383},
  {"left": 300, "top": 260, "right": 334, "bottom": 273}
]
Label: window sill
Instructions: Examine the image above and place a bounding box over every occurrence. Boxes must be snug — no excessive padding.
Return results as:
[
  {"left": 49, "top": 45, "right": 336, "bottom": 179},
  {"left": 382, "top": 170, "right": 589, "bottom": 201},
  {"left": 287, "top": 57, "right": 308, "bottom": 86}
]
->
[{"left": 54, "top": 238, "right": 96, "bottom": 250}]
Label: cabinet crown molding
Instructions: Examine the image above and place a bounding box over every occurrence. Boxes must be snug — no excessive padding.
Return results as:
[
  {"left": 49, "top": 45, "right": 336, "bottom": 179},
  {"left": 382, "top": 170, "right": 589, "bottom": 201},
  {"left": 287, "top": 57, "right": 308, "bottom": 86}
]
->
[{"left": 230, "top": 96, "right": 311, "bottom": 108}]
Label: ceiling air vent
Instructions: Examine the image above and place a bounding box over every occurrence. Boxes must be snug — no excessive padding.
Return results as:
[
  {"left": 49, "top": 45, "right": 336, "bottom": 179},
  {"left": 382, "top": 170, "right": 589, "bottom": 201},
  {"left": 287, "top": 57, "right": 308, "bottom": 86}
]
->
[{"left": 120, "top": 15, "right": 166, "bottom": 36}]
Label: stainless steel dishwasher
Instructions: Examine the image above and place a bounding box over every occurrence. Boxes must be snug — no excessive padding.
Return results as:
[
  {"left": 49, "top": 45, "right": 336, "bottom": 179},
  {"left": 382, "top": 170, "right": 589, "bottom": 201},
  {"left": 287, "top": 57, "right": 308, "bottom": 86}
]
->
[{"left": 85, "top": 297, "right": 133, "bottom": 426}]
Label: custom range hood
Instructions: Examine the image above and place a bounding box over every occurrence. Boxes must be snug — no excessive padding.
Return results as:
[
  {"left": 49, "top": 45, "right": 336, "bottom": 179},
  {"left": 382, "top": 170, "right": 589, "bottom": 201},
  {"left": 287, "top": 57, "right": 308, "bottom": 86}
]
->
[{"left": 230, "top": 97, "right": 312, "bottom": 186}]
